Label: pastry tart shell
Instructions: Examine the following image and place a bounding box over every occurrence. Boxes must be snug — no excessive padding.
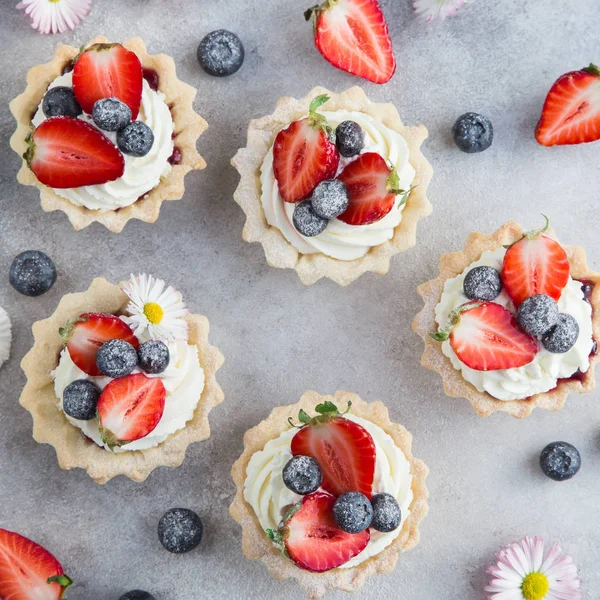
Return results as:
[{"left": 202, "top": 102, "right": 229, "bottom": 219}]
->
[
  {"left": 229, "top": 390, "right": 429, "bottom": 598},
  {"left": 412, "top": 221, "right": 600, "bottom": 418},
  {"left": 19, "top": 278, "right": 224, "bottom": 484}
]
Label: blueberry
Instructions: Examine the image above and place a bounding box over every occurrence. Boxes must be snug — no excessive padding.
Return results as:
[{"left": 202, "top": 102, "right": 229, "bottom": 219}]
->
[
  {"left": 333, "top": 492, "right": 373, "bottom": 534},
  {"left": 463, "top": 266, "right": 502, "bottom": 301},
  {"left": 92, "top": 98, "right": 132, "bottom": 132},
  {"left": 292, "top": 201, "right": 328, "bottom": 237},
  {"left": 282, "top": 455, "right": 322, "bottom": 495},
  {"left": 335, "top": 120, "right": 364, "bottom": 158},
  {"left": 310, "top": 179, "right": 349, "bottom": 219},
  {"left": 541, "top": 313, "right": 579, "bottom": 353},
  {"left": 9, "top": 251, "right": 57, "bottom": 297},
  {"left": 197, "top": 30, "right": 244, "bottom": 77},
  {"left": 62, "top": 380, "right": 101, "bottom": 420},
  {"left": 540, "top": 441, "right": 581, "bottom": 481},
  {"left": 96, "top": 339, "right": 138, "bottom": 378},
  {"left": 370, "top": 493, "right": 401, "bottom": 533},
  {"left": 452, "top": 112, "right": 493, "bottom": 153},
  {"left": 119, "top": 592, "right": 155, "bottom": 600},
  {"left": 42, "top": 86, "right": 82, "bottom": 118},
  {"left": 516, "top": 294, "right": 559, "bottom": 337},
  {"left": 158, "top": 508, "right": 203, "bottom": 554},
  {"left": 138, "top": 340, "right": 170, "bottom": 374},
  {"left": 117, "top": 121, "right": 154, "bottom": 157}
]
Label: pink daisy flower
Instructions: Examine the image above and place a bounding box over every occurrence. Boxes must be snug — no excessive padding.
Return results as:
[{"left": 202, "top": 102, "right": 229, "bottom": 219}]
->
[
  {"left": 17, "top": 0, "right": 92, "bottom": 35},
  {"left": 485, "top": 536, "right": 582, "bottom": 600},
  {"left": 413, "top": 0, "right": 470, "bottom": 22}
]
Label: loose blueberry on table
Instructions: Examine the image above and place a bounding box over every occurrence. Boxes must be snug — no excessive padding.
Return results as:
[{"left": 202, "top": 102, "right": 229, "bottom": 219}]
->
[
  {"left": 9, "top": 250, "right": 57, "bottom": 297},
  {"left": 120, "top": 592, "right": 155, "bottom": 600},
  {"left": 158, "top": 508, "right": 204, "bottom": 554},
  {"left": 197, "top": 29, "right": 245, "bottom": 77},
  {"left": 540, "top": 441, "right": 581, "bottom": 481},
  {"left": 452, "top": 112, "right": 494, "bottom": 154}
]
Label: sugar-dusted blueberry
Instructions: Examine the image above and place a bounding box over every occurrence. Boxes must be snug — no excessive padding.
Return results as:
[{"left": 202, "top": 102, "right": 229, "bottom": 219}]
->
[
  {"left": 463, "top": 266, "right": 502, "bottom": 301},
  {"left": 9, "top": 250, "right": 57, "bottom": 297},
  {"left": 42, "top": 86, "right": 82, "bottom": 118},
  {"left": 158, "top": 508, "right": 203, "bottom": 554},
  {"left": 335, "top": 120, "right": 364, "bottom": 158},
  {"left": 96, "top": 339, "right": 138, "bottom": 378},
  {"left": 197, "top": 30, "right": 244, "bottom": 77},
  {"left": 138, "top": 340, "right": 170, "bottom": 375},
  {"left": 541, "top": 313, "right": 579, "bottom": 353},
  {"left": 540, "top": 441, "right": 581, "bottom": 481},
  {"left": 333, "top": 492, "right": 373, "bottom": 534},
  {"left": 63, "top": 379, "right": 101, "bottom": 421},
  {"left": 452, "top": 112, "right": 494, "bottom": 153},
  {"left": 117, "top": 121, "right": 154, "bottom": 157},
  {"left": 119, "top": 592, "right": 155, "bottom": 600},
  {"left": 516, "top": 294, "right": 559, "bottom": 337},
  {"left": 293, "top": 200, "right": 328, "bottom": 237},
  {"left": 310, "top": 179, "right": 349, "bottom": 219},
  {"left": 370, "top": 493, "right": 401, "bottom": 533},
  {"left": 282, "top": 455, "right": 322, "bottom": 495},
  {"left": 92, "top": 98, "right": 132, "bottom": 132}
]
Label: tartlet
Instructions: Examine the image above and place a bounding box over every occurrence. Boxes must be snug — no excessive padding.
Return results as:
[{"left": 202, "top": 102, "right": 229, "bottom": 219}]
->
[
  {"left": 231, "top": 86, "right": 433, "bottom": 286},
  {"left": 413, "top": 221, "right": 600, "bottom": 418},
  {"left": 9, "top": 35, "right": 207, "bottom": 232},
  {"left": 230, "top": 390, "right": 429, "bottom": 598},
  {"left": 19, "top": 277, "right": 224, "bottom": 484}
]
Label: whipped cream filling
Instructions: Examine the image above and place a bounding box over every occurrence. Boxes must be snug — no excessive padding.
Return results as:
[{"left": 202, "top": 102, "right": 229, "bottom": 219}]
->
[
  {"left": 53, "top": 330, "right": 204, "bottom": 452},
  {"left": 32, "top": 72, "right": 174, "bottom": 211},
  {"left": 244, "top": 414, "right": 413, "bottom": 569},
  {"left": 434, "top": 247, "right": 594, "bottom": 401},
  {"left": 260, "top": 110, "right": 416, "bottom": 261}
]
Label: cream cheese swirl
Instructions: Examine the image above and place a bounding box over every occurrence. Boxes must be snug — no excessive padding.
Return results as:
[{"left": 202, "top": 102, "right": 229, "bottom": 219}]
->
[
  {"left": 32, "top": 72, "right": 174, "bottom": 211},
  {"left": 434, "top": 247, "right": 594, "bottom": 401},
  {"left": 243, "top": 414, "right": 413, "bottom": 569},
  {"left": 260, "top": 110, "right": 415, "bottom": 261}
]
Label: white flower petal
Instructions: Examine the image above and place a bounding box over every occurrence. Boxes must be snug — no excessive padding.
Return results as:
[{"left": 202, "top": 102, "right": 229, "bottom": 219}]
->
[
  {"left": 16, "top": 0, "right": 92, "bottom": 34},
  {"left": 0, "top": 308, "right": 12, "bottom": 369},
  {"left": 413, "top": 0, "right": 468, "bottom": 22}
]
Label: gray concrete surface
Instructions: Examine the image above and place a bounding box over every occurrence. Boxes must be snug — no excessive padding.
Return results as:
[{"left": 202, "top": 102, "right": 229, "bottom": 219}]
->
[{"left": 1, "top": 1, "right": 599, "bottom": 598}]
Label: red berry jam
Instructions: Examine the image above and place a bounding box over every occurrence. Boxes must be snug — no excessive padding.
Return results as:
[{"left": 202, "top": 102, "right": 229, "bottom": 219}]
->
[
  {"left": 168, "top": 147, "right": 182, "bottom": 165},
  {"left": 143, "top": 68, "right": 159, "bottom": 91}
]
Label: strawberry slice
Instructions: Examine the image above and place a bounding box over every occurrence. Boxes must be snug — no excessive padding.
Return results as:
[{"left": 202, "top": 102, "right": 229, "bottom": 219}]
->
[
  {"left": 268, "top": 492, "right": 369, "bottom": 572},
  {"left": 0, "top": 528, "right": 72, "bottom": 600},
  {"left": 73, "top": 43, "right": 143, "bottom": 118},
  {"left": 337, "top": 152, "right": 405, "bottom": 226},
  {"left": 290, "top": 401, "right": 375, "bottom": 498},
  {"left": 97, "top": 373, "right": 166, "bottom": 447},
  {"left": 305, "top": 0, "right": 396, "bottom": 84},
  {"left": 273, "top": 94, "right": 339, "bottom": 203},
  {"left": 432, "top": 301, "right": 538, "bottom": 371},
  {"left": 60, "top": 313, "right": 139, "bottom": 377},
  {"left": 536, "top": 64, "right": 600, "bottom": 146},
  {"left": 25, "top": 117, "right": 125, "bottom": 189},
  {"left": 501, "top": 217, "right": 570, "bottom": 307}
]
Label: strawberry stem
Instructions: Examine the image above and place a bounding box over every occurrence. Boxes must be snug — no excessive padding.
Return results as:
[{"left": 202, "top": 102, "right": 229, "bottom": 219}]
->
[
  {"left": 583, "top": 64, "right": 600, "bottom": 76},
  {"left": 430, "top": 301, "right": 485, "bottom": 341},
  {"left": 288, "top": 400, "right": 352, "bottom": 428},
  {"left": 306, "top": 94, "right": 334, "bottom": 139},
  {"left": 48, "top": 574, "right": 73, "bottom": 596},
  {"left": 523, "top": 214, "right": 550, "bottom": 240},
  {"left": 397, "top": 185, "right": 418, "bottom": 209}
]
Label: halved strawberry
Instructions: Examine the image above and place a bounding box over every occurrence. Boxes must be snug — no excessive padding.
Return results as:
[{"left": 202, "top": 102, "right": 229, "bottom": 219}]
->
[
  {"left": 0, "top": 528, "right": 72, "bottom": 600},
  {"left": 25, "top": 117, "right": 125, "bottom": 189},
  {"left": 268, "top": 492, "right": 370, "bottom": 572},
  {"left": 337, "top": 152, "right": 405, "bottom": 225},
  {"left": 60, "top": 313, "right": 139, "bottom": 377},
  {"left": 536, "top": 64, "right": 600, "bottom": 146},
  {"left": 501, "top": 218, "right": 570, "bottom": 307},
  {"left": 273, "top": 94, "right": 339, "bottom": 203},
  {"left": 73, "top": 43, "right": 143, "bottom": 118},
  {"left": 290, "top": 401, "right": 375, "bottom": 498},
  {"left": 97, "top": 373, "right": 166, "bottom": 447},
  {"left": 432, "top": 301, "right": 538, "bottom": 371},
  {"left": 305, "top": 0, "right": 396, "bottom": 84}
]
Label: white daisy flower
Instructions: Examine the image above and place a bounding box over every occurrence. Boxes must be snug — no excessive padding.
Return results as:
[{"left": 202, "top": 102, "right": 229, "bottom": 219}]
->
[
  {"left": 413, "top": 0, "right": 469, "bottom": 22},
  {"left": 122, "top": 274, "right": 188, "bottom": 343},
  {"left": 16, "top": 0, "right": 92, "bottom": 35},
  {"left": 0, "top": 307, "right": 12, "bottom": 370},
  {"left": 485, "top": 536, "right": 581, "bottom": 600}
]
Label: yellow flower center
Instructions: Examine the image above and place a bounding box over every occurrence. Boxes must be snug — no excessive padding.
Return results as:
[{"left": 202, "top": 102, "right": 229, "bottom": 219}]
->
[
  {"left": 49, "top": 0, "right": 61, "bottom": 3},
  {"left": 143, "top": 302, "right": 164, "bottom": 325},
  {"left": 521, "top": 572, "right": 549, "bottom": 600}
]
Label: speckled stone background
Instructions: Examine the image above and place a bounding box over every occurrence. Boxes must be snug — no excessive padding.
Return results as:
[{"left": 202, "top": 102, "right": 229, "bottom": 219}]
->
[{"left": 1, "top": 1, "right": 599, "bottom": 598}]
